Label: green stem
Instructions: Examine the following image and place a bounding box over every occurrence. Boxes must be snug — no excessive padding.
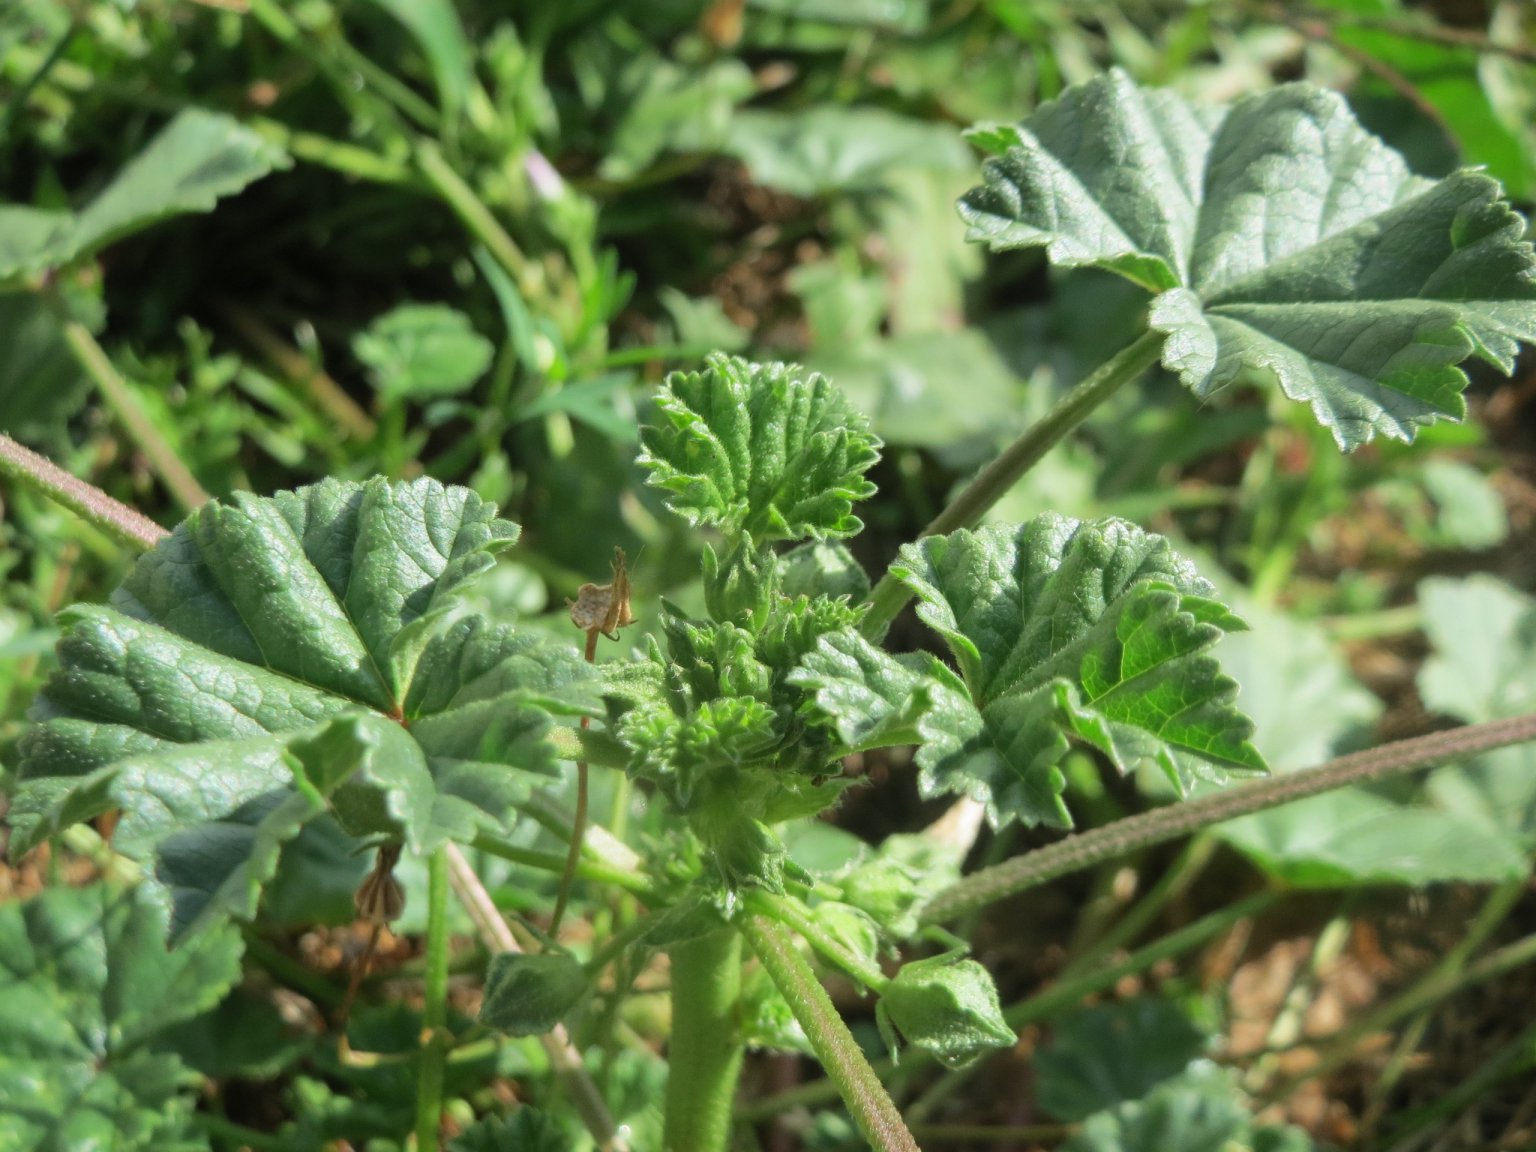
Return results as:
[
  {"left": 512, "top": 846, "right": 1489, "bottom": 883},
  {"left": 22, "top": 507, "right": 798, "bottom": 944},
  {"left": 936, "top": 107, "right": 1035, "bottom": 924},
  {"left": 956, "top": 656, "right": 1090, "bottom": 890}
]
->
[
  {"left": 1267, "top": 927, "right": 1536, "bottom": 1104},
  {"left": 1381, "top": 1017, "right": 1536, "bottom": 1145},
  {"left": 50, "top": 294, "right": 209, "bottom": 512},
  {"left": 415, "top": 848, "right": 451, "bottom": 1152},
  {"left": 470, "top": 832, "right": 656, "bottom": 898},
  {"left": 736, "top": 890, "right": 1279, "bottom": 1123},
  {"left": 0, "top": 434, "right": 167, "bottom": 551},
  {"left": 860, "top": 329, "right": 1164, "bottom": 639},
  {"left": 414, "top": 140, "right": 542, "bottom": 298},
  {"left": 0, "top": 23, "right": 74, "bottom": 142},
  {"left": 199, "top": 1113, "right": 286, "bottom": 1151},
  {"left": 740, "top": 914, "right": 920, "bottom": 1152},
  {"left": 216, "top": 302, "right": 377, "bottom": 440},
  {"left": 240, "top": 932, "right": 344, "bottom": 1009},
  {"left": 663, "top": 929, "right": 746, "bottom": 1152},
  {"left": 248, "top": 117, "right": 418, "bottom": 185},
  {"left": 920, "top": 712, "right": 1536, "bottom": 923}
]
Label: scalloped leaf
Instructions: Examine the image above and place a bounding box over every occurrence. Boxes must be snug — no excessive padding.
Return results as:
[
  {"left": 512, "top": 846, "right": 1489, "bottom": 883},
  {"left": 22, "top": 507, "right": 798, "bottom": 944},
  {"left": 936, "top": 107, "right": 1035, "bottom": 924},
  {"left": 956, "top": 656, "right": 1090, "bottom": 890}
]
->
[
  {"left": 1036, "top": 1000, "right": 1210, "bottom": 1122},
  {"left": 638, "top": 353, "right": 881, "bottom": 543},
  {"left": 0, "top": 109, "right": 290, "bottom": 280},
  {"left": 1064, "top": 1063, "right": 1316, "bottom": 1152},
  {"left": 0, "top": 883, "right": 243, "bottom": 1151},
  {"left": 890, "top": 516, "right": 1264, "bottom": 828},
  {"left": 12, "top": 478, "right": 598, "bottom": 933},
  {"left": 960, "top": 69, "right": 1536, "bottom": 450}
]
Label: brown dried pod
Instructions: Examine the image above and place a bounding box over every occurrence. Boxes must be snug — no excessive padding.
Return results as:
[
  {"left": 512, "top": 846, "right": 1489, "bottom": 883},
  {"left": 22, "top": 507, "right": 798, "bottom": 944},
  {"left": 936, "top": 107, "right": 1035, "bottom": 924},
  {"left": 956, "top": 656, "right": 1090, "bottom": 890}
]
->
[
  {"left": 568, "top": 546, "right": 636, "bottom": 639},
  {"left": 353, "top": 843, "right": 406, "bottom": 925}
]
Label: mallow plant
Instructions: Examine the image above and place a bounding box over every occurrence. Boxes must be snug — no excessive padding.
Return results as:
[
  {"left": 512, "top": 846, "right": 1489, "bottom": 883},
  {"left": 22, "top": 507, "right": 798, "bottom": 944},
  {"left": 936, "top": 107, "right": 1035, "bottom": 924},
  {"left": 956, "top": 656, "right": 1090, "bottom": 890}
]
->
[{"left": 7, "top": 69, "right": 1536, "bottom": 1152}]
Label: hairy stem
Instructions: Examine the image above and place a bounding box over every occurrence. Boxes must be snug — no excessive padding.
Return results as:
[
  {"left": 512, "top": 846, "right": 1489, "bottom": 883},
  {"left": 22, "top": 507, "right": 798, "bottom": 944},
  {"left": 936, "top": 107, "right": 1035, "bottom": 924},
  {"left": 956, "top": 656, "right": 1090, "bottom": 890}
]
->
[
  {"left": 861, "top": 329, "right": 1164, "bottom": 639},
  {"left": 740, "top": 914, "right": 919, "bottom": 1152},
  {"left": 664, "top": 929, "right": 746, "bottom": 1152},
  {"left": 415, "top": 848, "right": 450, "bottom": 1152},
  {"left": 0, "top": 433, "right": 168, "bottom": 551},
  {"left": 747, "top": 891, "right": 889, "bottom": 992},
  {"left": 921, "top": 712, "right": 1536, "bottom": 923},
  {"left": 443, "top": 844, "right": 625, "bottom": 1150}
]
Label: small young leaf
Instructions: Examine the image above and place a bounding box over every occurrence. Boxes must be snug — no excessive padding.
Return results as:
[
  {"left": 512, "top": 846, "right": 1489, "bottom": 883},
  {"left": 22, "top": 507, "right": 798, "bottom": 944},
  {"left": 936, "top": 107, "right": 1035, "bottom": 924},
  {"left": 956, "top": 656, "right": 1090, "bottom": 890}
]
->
[
  {"left": 0, "top": 883, "right": 243, "bottom": 1151},
  {"left": 481, "top": 952, "right": 589, "bottom": 1036},
  {"left": 639, "top": 354, "right": 881, "bottom": 543},
  {"left": 780, "top": 540, "right": 871, "bottom": 602},
  {"left": 961, "top": 69, "right": 1536, "bottom": 450},
  {"left": 353, "top": 303, "right": 494, "bottom": 404},
  {"left": 790, "top": 629, "right": 966, "bottom": 757},
  {"left": 893, "top": 516, "right": 1264, "bottom": 828},
  {"left": 875, "top": 951, "right": 1015, "bottom": 1069}
]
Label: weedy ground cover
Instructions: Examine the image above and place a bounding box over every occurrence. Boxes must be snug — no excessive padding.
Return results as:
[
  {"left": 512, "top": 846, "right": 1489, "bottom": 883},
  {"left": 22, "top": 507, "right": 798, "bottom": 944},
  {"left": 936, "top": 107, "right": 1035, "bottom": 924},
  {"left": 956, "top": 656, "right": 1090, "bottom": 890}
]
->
[{"left": 4, "top": 4, "right": 1536, "bottom": 1151}]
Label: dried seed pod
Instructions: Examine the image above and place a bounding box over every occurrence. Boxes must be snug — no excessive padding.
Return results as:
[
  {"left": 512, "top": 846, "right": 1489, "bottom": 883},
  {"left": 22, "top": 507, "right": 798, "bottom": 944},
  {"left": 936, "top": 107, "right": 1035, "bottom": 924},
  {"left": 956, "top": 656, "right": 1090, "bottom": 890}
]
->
[
  {"left": 354, "top": 843, "right": 405, "bottom": 925},
  {"left": 569, "top": 546, "right": 635, "bottom": 639}
]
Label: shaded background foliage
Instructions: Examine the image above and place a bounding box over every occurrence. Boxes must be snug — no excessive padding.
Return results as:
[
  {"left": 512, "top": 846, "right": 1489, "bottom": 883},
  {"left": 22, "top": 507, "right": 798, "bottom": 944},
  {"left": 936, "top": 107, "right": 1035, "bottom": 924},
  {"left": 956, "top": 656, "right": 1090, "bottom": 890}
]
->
[{"left": 3, "top": 1, "right": 1536, "bottom": 1149}]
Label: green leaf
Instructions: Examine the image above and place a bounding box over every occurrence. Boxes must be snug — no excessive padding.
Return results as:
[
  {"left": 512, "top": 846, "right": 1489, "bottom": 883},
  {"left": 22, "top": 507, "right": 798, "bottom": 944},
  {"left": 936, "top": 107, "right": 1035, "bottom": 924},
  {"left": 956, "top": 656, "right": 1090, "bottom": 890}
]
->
[
  {"left": 809, "top": 329, "right": 1023, "bottom": 449},
  {"left": 1037, "top": 999, "right": 1209, "bottom": 1122},
  {"left": 13, "top": 478, "right": 598, "bottom": 934},
  {"left": 0, "top": 290, "right": 92, "bottom": 443},
  {"left": 780, "top": 540, "right": 870, "bottom": 602},
  {"left": 875, "top": 950, "right": 1015, "bottom": 1069},
  {"left": 892, "top": 517, "right": 1264, "bottom": 828},
  {"left": 0, "top": 109, "right": 290, "bottom": 279},
  {"left": 1216, "top": 583, "right": 1525, "bottom": 886},
  {"left": 1414, "top": 458, "right": 1508, "bottom": 549},
  {"left": 1216, "top": 788, "right": 1527, "bottom": 887},
  {"left": 1063, "top": 1063, "right": 1316, "bottom": 1152},
  {"left": 601, "top": 57, "right": 754, "bottom": 180},
  {"left": 1420, "top": 576, "right": 1536, "bottom": 852},
  {"left": 0, "top": 883, "right": 242, "bottom": 1151},
  {"left": 481, "top": 952, "right": 589, "bottom": 1036},
  {"left": 353, "top": 304, "right": 495, "bottom": 404},
  {"left": 960, "top": 69, "right": 1536, "bottom": 450},
  {"left": 726, "top": 107, "right": 971, "bottom": 197},
  {"left": 639, "top": 354, "right": 882, "bottom": 544},
  {"left": 160, "top": 987, "right": 312, "bottom": 1081}
]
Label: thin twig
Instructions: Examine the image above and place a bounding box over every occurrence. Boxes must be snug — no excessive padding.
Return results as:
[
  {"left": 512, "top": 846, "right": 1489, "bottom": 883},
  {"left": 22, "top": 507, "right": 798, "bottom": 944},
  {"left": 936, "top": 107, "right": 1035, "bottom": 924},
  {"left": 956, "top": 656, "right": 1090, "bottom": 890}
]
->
[{"left": 443, "top": 843, "right": 627, "bottom": 1151}]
